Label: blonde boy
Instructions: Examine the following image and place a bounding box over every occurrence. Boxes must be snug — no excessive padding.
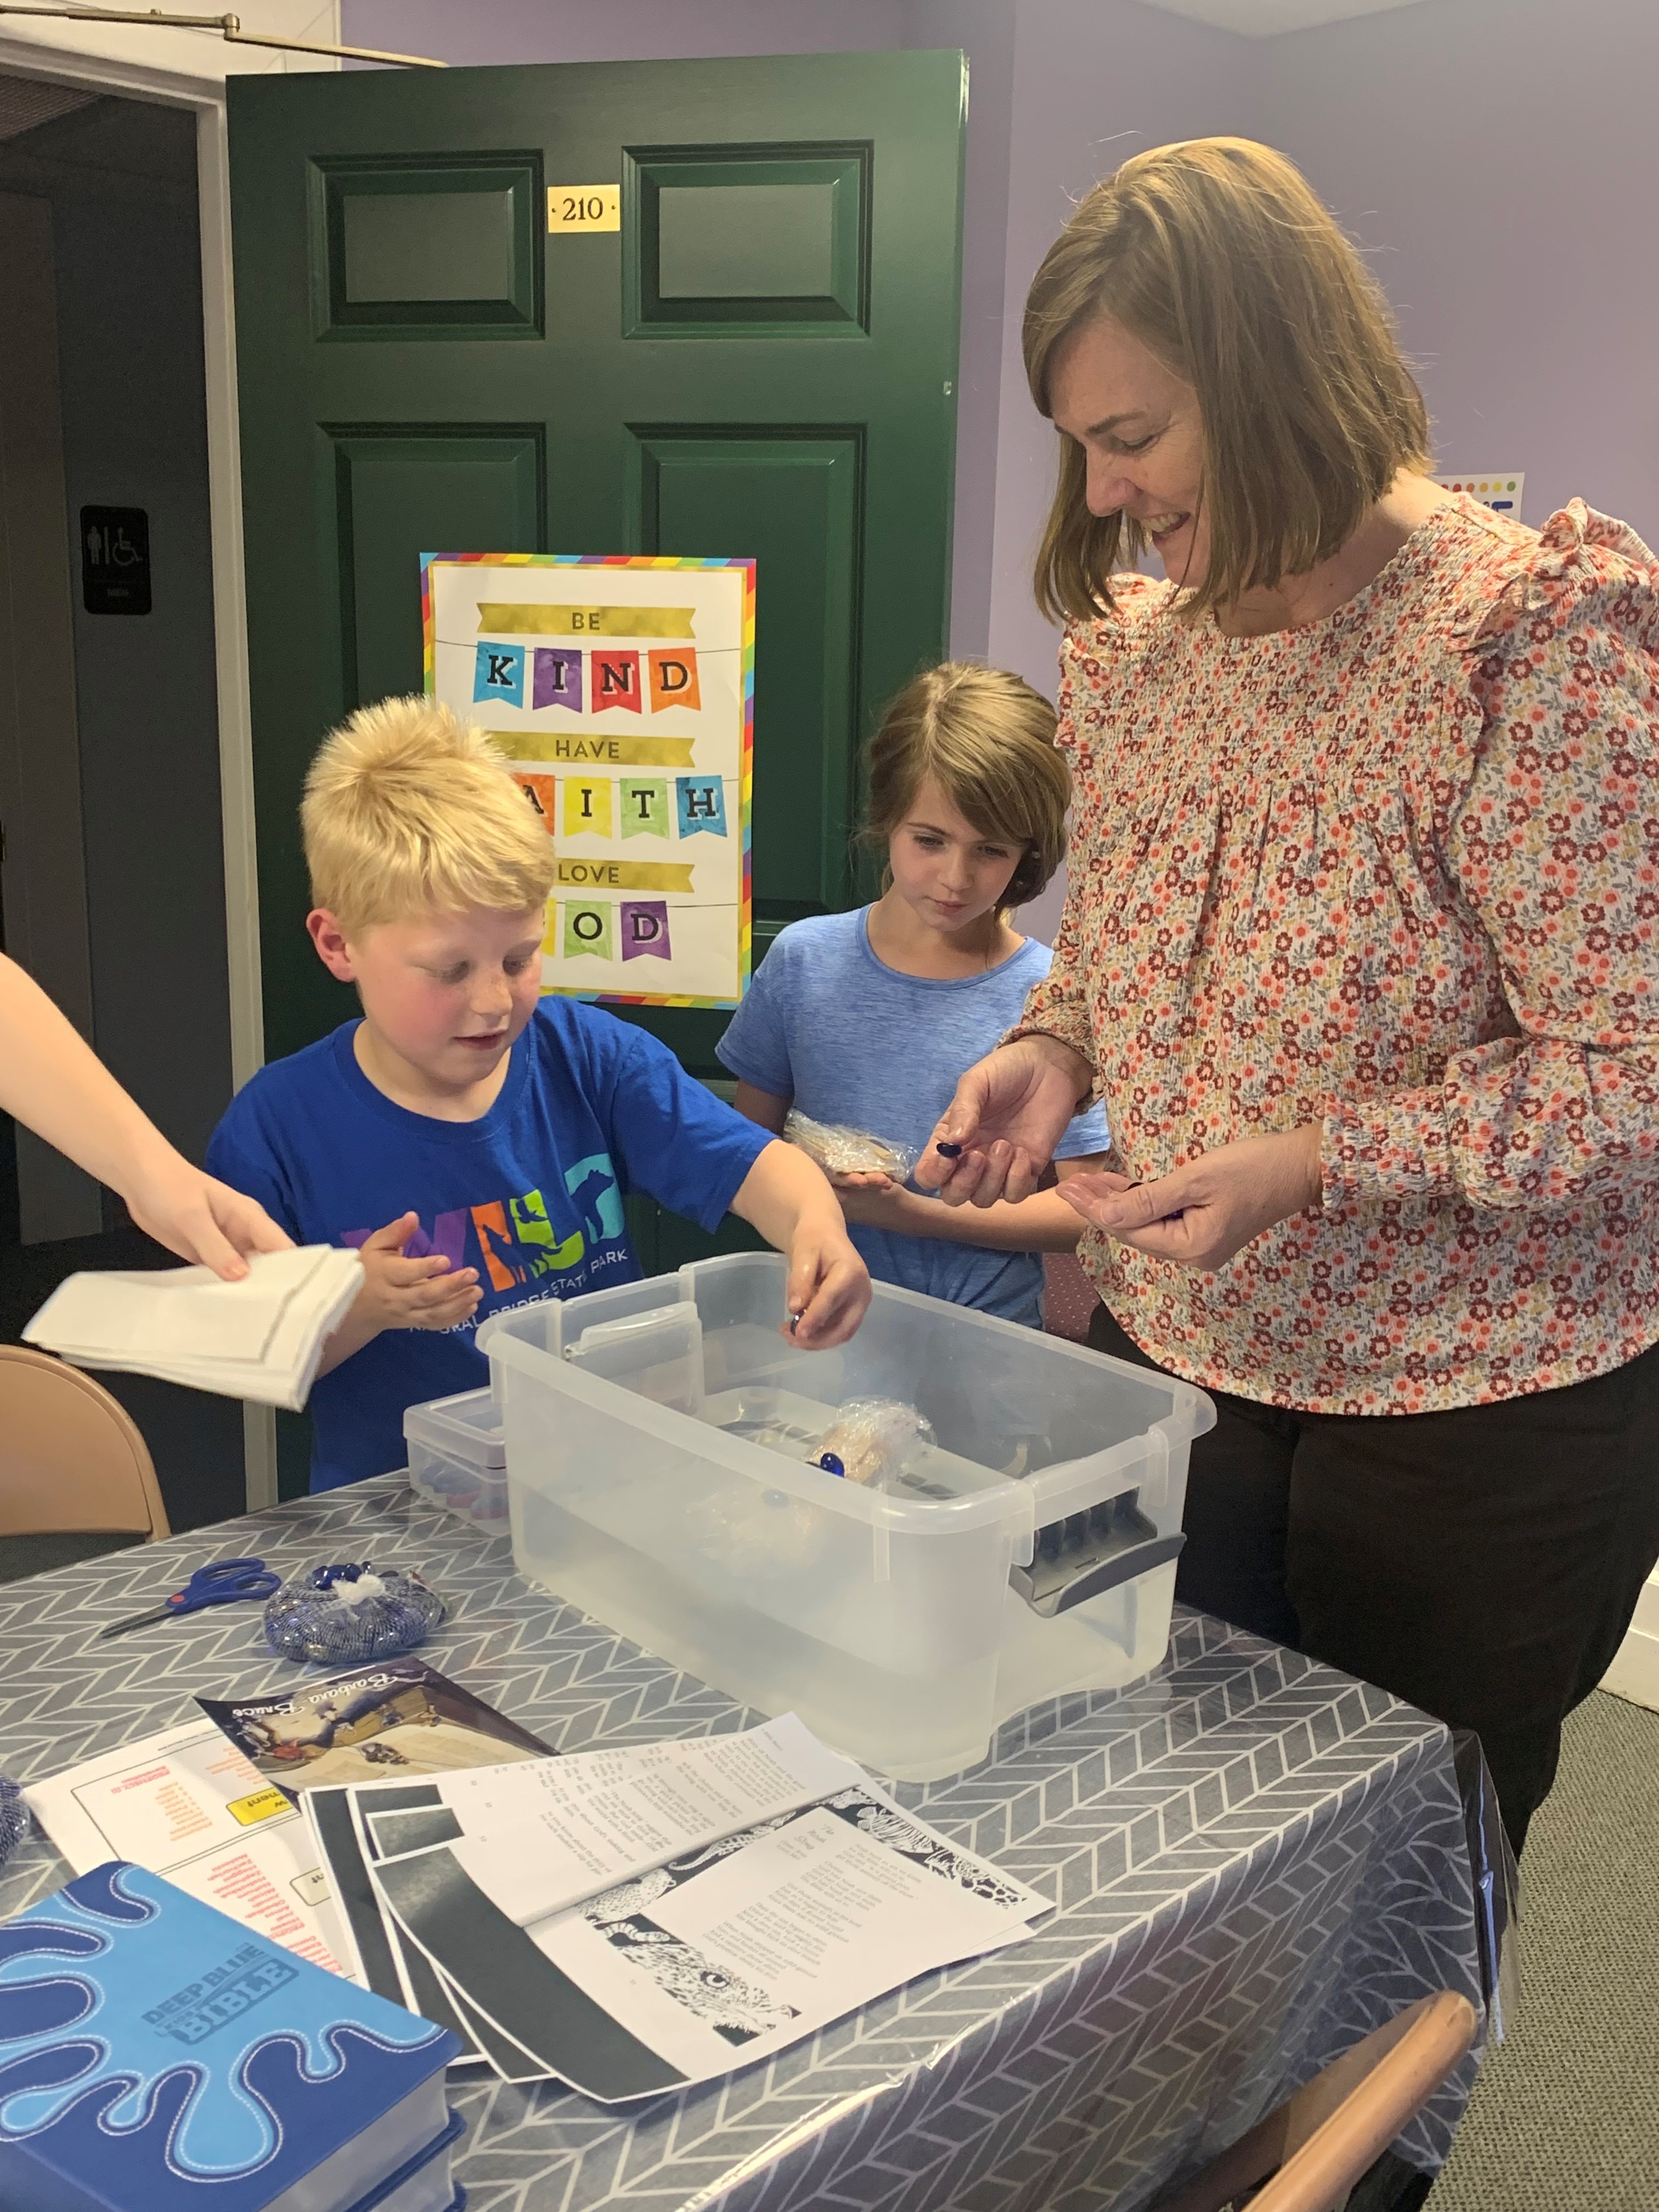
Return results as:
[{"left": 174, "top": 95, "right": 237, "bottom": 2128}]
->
[{"left": 207, "top": 698, "right": 868, "bottom": 1492}]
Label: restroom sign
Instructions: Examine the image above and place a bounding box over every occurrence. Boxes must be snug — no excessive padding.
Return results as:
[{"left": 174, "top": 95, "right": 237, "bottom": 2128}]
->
[
  {"left": 81, "top": 506, "right": 150, "bottom": 615},
  {"left": 423, "top": 551, "right": 754, "bottom": 1009}
]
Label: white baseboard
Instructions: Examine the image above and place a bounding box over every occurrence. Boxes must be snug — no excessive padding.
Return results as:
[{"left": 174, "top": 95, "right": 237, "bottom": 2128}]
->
[{"left": 1601, "top": 1568, "right": 1659, "bottom": 1713}]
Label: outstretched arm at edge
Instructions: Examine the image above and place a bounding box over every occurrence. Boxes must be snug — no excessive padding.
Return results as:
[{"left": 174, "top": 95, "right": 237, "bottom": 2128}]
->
[{"left": 0, "top": 953, "right": 291, "bottom": 1278}]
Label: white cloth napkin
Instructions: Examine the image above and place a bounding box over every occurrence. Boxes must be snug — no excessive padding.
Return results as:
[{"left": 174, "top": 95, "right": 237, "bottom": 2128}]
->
[{"left": 24, "top": 1245, "right": 364, "bottom": 1410}]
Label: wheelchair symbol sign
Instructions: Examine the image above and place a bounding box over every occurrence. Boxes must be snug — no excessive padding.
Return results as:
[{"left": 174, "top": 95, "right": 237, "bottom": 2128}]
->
[{"left": 80, "top": 505, "right": 151, "bottom": 614}]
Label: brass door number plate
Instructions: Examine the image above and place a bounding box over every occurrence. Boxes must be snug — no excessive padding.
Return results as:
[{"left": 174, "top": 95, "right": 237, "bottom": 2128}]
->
[{"left": 548, "top": 185, "right": 620, "bottom": 233}]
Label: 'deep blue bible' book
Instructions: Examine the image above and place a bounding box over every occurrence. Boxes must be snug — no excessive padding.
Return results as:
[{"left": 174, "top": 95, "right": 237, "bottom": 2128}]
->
[{"left": 0, "top": 1861, "right": 462, "bottom": 2212}]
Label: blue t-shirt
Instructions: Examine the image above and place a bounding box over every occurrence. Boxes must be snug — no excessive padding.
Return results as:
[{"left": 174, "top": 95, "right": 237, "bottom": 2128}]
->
[
  {"left": 207, "top": 1002, "right": 771, "bottom": 1492},
  {"left": 715, "top": 909, "right": 1109, "bottom": 1328}
]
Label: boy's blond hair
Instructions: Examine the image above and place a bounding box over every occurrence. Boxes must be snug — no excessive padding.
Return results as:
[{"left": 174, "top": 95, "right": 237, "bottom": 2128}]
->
[
  {"left": 301, "top": 696, "right": 555, "bottom": 936},
  {"left": 863, "top": 663, "right": 1069, "bottom": 913}
]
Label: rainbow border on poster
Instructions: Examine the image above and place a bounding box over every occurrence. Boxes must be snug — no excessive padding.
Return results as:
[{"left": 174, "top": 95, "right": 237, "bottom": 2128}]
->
[{"left": 420, "top": 550, "right": 755, "bottom": 1011}]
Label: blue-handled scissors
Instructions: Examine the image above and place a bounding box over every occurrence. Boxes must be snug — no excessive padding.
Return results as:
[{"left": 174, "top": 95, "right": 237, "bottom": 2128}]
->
[{"left": 98, "top": 1557, "right": 280, "bottom": 1640}]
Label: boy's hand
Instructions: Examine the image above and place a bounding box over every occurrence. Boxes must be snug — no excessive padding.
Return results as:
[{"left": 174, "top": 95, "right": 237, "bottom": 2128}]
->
[
  {"left": 352, "top": 1212, "right": 481, "bottom": 1336},
  {"left": 785, "top": 1214, "right": 871, "bottom": 1350},
  {"left": 729, "top": 1139, "right": 871, "bottom": 1350}
]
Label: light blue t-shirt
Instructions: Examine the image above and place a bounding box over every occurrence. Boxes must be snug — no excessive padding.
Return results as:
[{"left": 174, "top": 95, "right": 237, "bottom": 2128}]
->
[{"left": 715, "top": 909, "right": 1109, "bottom": 1328}]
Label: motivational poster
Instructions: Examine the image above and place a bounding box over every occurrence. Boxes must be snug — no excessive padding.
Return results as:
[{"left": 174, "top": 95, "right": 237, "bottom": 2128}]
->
[{"left": 422, "top": 553, "right": 754, "bottom": 1007}]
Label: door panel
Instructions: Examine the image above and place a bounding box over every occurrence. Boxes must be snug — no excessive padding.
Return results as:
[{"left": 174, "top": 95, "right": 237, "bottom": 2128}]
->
[
  {"left": 331, "top": 428, "right": 546, "bottom": 703},
  {"left": 312, "top": 154, "right": 545, "bottom": 339},
  {"left": 229, "top": 53, "right": 964, "bottom": 1070},
  {"left": 636, "top": 431, "right": 861, "bottom": 931},
  {"left": 627, "top": 145, "right": 869, "bottom": 332}
]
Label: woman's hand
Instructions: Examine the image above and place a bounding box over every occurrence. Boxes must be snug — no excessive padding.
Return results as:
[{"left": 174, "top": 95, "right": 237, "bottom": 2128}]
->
[
  {"left": 123, "top": 1148, "right": 294, "bottom": 1280},
  {"left": 1058, "top": 1126, "right": 1324, "bottom": 1269},
  {"left": 913, "top": 1035, "right": 1092, "bottom": 1207}
]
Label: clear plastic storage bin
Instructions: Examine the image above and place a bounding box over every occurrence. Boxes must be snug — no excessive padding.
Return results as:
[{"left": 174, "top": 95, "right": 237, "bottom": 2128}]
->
[
  {"left": 403, "top": 1387, "right": 510, "bottom": 1528},
  {"left": 481, "top": 1254, "right": 1214, "bottom": 1780}
]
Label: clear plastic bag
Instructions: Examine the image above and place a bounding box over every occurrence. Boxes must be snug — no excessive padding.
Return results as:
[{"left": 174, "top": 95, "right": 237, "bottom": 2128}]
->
[
  {"left": 812, "top": 1398, "right": 934, "bottom": 1487},
  {"left": 785, "top": 1109, "right": 916, "bottom": 1183}
]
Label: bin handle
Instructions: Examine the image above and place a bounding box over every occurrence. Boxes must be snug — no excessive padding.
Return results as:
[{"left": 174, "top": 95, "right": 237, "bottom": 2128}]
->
[
  {"left": 1008, "top": 1490, "right": 1186, "bottom": 1619},
  {"left": 1013, "top": 1532, "right": 1185, "bottom": 1618}
]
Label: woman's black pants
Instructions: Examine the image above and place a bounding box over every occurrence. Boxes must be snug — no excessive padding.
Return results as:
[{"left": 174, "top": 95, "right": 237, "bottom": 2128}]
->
[{"left": 1087, "top": 1308, "right": 1659, "bottom": 1856}]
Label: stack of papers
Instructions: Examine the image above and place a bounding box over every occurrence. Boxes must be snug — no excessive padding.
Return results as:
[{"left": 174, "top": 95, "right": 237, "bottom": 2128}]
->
[
  {"left": 23, "top": 1243, "right": 363, "bottom": 1409},
  {"left": 22, "top": 1661, "right": 553, "bottom": 1985},
  {"left": 303, "top": 1713, "right": 1052, "bottom": 2103}
]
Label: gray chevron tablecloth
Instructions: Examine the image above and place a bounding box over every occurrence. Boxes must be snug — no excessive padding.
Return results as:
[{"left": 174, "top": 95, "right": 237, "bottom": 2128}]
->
[{"left": 0, "top": 1474, "right": 1482, "bottom": 2212}]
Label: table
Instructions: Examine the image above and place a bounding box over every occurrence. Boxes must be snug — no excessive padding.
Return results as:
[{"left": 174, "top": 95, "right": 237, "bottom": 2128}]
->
[{"left": 0, "top": 1476, "right": 1483, "bottom": 2211}]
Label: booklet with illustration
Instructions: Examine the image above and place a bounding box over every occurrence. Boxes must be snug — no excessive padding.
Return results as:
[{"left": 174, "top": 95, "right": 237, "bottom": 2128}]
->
[
  {"left": 195, "top": 1657, "right": 551, "bottom": 1799},
  {"left": 26, "top": 1661, "right": 555, "bottom": 2016}
]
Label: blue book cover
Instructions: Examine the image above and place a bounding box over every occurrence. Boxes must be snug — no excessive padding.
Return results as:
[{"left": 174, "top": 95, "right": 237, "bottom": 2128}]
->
[{"left": 0, "top": 1862, "right": 460, "bottom": 2212}]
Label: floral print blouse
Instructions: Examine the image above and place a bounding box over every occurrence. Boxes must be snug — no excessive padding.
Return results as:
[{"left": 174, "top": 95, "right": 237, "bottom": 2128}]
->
[{"left": 1022, "top": 496, "right": 1659, "bottom": 1413}]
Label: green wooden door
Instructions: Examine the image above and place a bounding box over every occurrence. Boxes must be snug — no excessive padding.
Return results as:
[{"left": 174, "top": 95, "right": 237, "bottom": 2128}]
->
[{"left": 227, "top": 53, "right": 964, "bottom": 1080}]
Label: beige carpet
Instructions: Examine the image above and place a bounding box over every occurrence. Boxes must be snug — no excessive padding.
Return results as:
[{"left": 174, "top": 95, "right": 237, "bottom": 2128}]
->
[{"left": 1427, "top": 1689, "right": 1659, "bottom": 2210}]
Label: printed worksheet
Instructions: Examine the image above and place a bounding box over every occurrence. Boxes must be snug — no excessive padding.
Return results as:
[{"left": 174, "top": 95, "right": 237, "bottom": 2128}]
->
[
  {"left": 356, "top": 1714, "right": 864, "bottom": 1926},
  {"left": 24, "top": 1722, "right": 353, "bottom": 1977}
]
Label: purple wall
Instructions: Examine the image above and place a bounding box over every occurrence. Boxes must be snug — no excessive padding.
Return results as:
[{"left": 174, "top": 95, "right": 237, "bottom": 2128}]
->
[
  {"left": 986, "top": 0, "right": 1261, "bottom": 943},
  {"left": 905, "top": 0, "right": 1017, "bottom": 659},
  {"left": 342, "top": 1, "right": 906, "bottom": 65},
  {"left": 1264, "top": 0, "right": 1659, "bottom": 546}
]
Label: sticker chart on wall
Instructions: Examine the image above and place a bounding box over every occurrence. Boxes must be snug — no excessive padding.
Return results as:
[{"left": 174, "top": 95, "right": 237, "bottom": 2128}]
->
[
  {"left": 424, "top": 554, "right": 754, "bottom": 1008},
  {"left": 1435, "top": 472, "right": 1524, "bottom": 518}
]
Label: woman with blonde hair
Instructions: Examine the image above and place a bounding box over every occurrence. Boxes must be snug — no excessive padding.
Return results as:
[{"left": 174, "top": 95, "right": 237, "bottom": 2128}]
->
[{"left": 921, "top": 139, "right": 1659, "bottom": 1853}]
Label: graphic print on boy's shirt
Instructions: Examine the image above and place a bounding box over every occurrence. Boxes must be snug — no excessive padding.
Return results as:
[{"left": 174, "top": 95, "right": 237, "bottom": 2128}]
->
[
  {"left": 342, "top": 1155, "right": 627, "bottom": 1297},
  {"left": 204, "top": 1003, "right": 771, "bottom": 1490}
]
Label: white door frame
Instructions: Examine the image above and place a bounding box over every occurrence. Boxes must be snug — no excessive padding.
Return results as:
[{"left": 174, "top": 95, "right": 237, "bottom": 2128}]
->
[{"left": 0, "top": 31, "right": 274, "bottom": 1506}]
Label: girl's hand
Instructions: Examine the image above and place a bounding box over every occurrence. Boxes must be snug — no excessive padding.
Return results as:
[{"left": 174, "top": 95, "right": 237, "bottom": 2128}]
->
[
  {"left": 915, "top": 1035, "right": 1092, "bottom": 1206},
  {"left": 784, "top": 1215, "right": 871, "bottom": 1349},
  {"left": 834, "top": 1181, "right": 922, "bottom": 1230},
  {"left": 352, "top": 1213, "right": 482, "bottom": 1334},
  {"left": 826, "top": 1168, "right": 897, "bottom": 1193},
  {"left": 1058, "top": 1126, "right": 1323, "bottom": 1270}
]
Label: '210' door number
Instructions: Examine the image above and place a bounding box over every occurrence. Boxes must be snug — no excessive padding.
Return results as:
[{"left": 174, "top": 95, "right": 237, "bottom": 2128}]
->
[{"left": 548, "top": 186, "right": 620, "bottom": 233}]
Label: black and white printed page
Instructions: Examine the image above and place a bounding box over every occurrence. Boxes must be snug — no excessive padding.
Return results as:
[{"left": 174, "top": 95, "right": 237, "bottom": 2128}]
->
[
  {"left": 365, "top": 1713, "right": 865, "bottom": 1926},
  {"left": 370, "top": 1781, "right": 1048, "bottom": 2101}
]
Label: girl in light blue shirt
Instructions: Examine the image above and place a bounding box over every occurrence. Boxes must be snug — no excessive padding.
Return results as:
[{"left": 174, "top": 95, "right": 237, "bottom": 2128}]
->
[{"left": 717, "top": 663, "right": 1109, "bottom": 1329}]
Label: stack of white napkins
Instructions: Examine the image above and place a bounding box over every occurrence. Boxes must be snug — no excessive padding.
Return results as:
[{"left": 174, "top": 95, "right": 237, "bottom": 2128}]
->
[{"left": 24, "top": 1244, "right": 363, "bottom": 1409}]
